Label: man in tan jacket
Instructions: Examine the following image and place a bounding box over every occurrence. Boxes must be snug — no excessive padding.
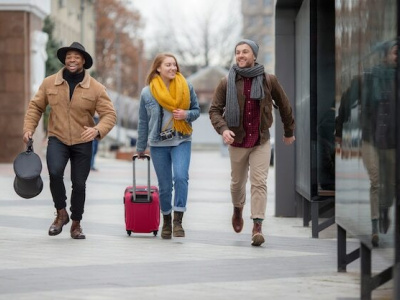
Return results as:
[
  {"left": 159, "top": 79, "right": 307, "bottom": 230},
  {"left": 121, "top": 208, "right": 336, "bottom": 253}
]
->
[
  {"left": 209, "top": 39, "right": 295, "bottom": 246},
  {"left": 23, "top": 42, "right": 116, "bottom": 239}
]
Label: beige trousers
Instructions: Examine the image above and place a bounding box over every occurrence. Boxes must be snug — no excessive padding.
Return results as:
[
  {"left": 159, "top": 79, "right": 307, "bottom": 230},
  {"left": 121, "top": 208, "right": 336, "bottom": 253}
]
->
[
  {"left": 361, "top": 141, "right": 379, "bottom": 220},
  {"left": 228, "top": 141, "right": 271, "bottom": 219}
]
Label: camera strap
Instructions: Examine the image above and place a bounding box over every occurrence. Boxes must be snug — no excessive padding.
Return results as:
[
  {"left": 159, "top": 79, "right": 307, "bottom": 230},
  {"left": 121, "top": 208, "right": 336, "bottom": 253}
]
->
[{"left": 161, "top": 116, "right": 174, "bottom": 132}]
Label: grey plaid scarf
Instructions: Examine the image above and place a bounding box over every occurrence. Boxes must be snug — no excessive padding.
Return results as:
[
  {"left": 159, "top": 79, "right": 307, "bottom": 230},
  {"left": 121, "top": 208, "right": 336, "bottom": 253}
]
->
[{"left": 225, "top": 63, "right": 265, "bottom": 127}]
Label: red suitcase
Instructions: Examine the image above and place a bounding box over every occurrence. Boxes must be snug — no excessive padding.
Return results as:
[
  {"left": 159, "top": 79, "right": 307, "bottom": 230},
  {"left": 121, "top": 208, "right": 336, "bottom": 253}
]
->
[{"left": 124, "top": 154, "right": 160, "bottom": 236}]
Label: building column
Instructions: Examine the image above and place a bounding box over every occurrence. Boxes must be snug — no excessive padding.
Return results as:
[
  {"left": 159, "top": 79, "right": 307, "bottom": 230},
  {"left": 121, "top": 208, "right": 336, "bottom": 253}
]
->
[{"left": 0, "top": 1, "right": 50, "bottom": 162}]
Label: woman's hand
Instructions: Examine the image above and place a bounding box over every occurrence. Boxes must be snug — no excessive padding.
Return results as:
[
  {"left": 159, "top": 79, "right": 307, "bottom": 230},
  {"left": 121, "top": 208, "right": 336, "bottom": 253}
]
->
[{"left": 172, "top": 109, "right": 187, "bottom": 120}]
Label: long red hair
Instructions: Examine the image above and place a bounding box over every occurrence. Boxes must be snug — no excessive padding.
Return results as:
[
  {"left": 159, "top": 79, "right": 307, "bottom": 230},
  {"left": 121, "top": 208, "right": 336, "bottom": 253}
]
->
[{"left": 145, "top": 53, "right": 180, "bottom": 85}]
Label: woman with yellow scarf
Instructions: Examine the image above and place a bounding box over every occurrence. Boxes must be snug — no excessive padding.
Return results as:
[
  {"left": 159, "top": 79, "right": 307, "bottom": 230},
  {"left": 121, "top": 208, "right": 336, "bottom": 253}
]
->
[{"left": 137, "top": 53, "right": 200, "bottom": 239}]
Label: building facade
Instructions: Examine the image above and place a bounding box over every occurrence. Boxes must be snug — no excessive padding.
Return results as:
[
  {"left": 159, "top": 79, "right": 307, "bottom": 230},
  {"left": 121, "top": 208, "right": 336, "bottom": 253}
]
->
[
  {"left": 0, "top": 0, "right": 50, "bottom": 162},
  {"left": 50, "top": 0, "right": 96, "bottom": 69},
  {"left": 241, "top": 0, "right": 275, "bottom": 73}
]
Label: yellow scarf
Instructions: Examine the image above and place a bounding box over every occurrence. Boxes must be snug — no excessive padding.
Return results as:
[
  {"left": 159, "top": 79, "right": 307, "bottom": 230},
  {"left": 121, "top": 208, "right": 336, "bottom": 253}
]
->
[{"left": 150, "top": 72, "right": 192, "bottom": 135}]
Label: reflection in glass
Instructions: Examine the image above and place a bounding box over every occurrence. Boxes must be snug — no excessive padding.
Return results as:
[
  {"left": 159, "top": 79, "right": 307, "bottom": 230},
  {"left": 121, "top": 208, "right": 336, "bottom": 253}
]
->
[
  {"left": 336, "top": 42, "right": 397, "bottom": 248},
  {"left": 363, "top": 42, "right": 397, "bottom": 245},
  {"left": 335, "top": 0, "right": 397, "bottom": 255}
]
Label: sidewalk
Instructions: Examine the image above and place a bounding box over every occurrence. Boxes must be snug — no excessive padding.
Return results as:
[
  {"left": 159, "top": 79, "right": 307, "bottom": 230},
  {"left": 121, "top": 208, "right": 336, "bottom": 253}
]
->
[{"left": 0, "top": 150, "right": 393, "bottom": 300}]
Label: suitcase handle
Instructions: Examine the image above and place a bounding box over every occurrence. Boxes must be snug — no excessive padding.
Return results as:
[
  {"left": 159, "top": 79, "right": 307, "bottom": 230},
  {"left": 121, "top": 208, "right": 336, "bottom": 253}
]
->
[
  {"left": 132, "top": 154, "right": 151, "bottom": 202},
  {"left": 133, "top": 154, "right": 150, "bottom": 161}
]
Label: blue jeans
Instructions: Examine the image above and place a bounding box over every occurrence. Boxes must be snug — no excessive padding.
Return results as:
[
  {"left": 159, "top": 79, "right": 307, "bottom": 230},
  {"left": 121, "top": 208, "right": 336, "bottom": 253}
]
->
[
  {"left": 150, "top": 141, "right": 191, "bottom": 215},
  {"left": 91, "top": 138, "right": 98, "bottom": 169},
  {"left": 46, "top": 137, "right": 92, "bottom": 221}
]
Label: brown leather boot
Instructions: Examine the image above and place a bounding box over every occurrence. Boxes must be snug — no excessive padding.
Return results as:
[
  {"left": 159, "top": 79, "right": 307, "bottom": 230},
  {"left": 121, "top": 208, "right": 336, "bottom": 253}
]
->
[
  {"left": 232, "top": 207, "right": 244, "bottom": 233},
  {"left": 70, "top": 220, "right": 86, "bottom": 239},
  {"left": 48, "top": 208, "right": 69, "bottom": 236},
  {"left": 161, "top": 214, "right": 172, "bottom": 239},
  {"left": 173, "top": 212, "right": 185, "bottom": 237},
  {"left": 251, "top": 221, "right": 265, "bottom": 246}
]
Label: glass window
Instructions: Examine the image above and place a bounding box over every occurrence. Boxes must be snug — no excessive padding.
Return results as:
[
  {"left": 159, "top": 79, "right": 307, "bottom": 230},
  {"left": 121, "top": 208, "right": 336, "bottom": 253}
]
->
[
  {"left": 248, "top": 35, "right": 258, "bottom": 42},
  {"left": 249, "top": 0, "right": 258, "bottom": 6},
  {"left": 248, "top": 17, "right": 258, "bottom": 28},
  {"left": 335, "top": 0, "right": 397, "bottom": 252},
  {"left": 263, "top": 53, "right": 273, "bottom": 65},
  {"left": 263, "top": 16, "right": 272, "bottom": 27},
  {"left": 263, "top": 35, "right": 273, "bottom": 47},
  {"left": 263, "top": 0, "right": 272, "bottom": 7}
]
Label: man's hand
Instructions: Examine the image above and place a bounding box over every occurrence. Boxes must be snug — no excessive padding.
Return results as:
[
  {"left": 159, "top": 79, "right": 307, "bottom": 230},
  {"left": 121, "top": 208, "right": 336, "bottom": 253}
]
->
[
  {"left": 222, "top": 130, "right": 235, "bottom": 145},
  {"left": 335, "top": 136, "right": 342, "bottom": 146},
  {"left": 23, "top": 131, "right": 32, "bottom": 144},
  {"left": 283, "top": 136, "right": 295, "bottom": 145},
  {"left": 81, "top": 126, "right": 99, "bottom": 142}
]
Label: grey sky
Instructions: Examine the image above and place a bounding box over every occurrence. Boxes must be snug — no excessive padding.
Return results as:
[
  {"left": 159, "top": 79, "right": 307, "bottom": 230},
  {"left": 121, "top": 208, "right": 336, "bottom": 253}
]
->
[{"left": 130, "top": 0, "right": 241, "bottom": 53}]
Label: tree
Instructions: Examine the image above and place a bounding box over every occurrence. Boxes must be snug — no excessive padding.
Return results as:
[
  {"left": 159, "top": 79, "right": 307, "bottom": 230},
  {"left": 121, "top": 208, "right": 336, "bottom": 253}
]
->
[
  {"left": 42, "top": 17, "right": 63, "bottom": 77},
  {"left": 95, "top": 0, "right": 144, "bottom": 97},
  {"left": 142, "top": 0, "right": 241, "bottom": 73},
  {"left": 42, "top": 17, "right": 63, "bottom": 131}
]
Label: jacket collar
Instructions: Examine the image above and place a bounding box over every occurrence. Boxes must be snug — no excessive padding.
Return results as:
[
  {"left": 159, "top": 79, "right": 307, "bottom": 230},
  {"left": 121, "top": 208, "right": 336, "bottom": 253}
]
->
[{"left": 54, "top": 67, "right": 90, "bottom": 88}]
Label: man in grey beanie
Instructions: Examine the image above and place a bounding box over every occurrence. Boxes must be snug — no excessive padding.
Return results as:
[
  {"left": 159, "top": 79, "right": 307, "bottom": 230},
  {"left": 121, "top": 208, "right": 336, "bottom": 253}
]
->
[
  {"left": 239, "top": 39, "right": 259, "bottom": 58},
  {"left": 209, "top": 39, "right": 295, "bottom": 246}
]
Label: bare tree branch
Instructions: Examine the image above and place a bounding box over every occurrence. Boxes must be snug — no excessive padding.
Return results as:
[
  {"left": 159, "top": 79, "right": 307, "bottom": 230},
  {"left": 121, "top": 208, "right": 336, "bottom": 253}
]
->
[{"left": 139, "top": 0, "right": 241, "bottom": 73}]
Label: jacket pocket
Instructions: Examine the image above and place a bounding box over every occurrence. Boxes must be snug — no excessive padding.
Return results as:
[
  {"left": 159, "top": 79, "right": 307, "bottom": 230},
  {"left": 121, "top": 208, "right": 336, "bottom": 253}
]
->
[
  {"left": 80, "top": 94, "right": 96, "bottom": 110},
  {"left": 46, "top": 89, "right": 59, "bottom": 106}
]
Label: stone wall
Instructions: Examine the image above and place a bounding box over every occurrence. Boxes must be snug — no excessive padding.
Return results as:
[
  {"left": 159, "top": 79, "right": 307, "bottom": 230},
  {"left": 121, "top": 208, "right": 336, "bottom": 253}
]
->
[{"left": 0, "top": 11, "right": 45, "bottom": 162}]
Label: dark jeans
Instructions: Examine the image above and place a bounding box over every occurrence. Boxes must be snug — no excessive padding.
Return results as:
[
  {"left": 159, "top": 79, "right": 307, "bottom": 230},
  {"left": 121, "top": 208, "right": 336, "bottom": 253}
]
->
[{"left": 46, "top": 137, "right": 92, "bottom": 221}]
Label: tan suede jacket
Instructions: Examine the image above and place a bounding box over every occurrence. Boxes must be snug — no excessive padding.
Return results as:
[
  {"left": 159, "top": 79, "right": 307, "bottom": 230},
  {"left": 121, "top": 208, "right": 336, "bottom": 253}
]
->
[
  {"left": 24, "top": 68, "right": 116, "bottom": 145},
  {"left": 209, "top": 73, "right": 295, "bottom": 144}
]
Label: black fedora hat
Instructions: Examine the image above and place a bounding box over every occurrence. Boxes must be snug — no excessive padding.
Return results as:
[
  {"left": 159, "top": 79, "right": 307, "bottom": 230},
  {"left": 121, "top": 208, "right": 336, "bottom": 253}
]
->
[{"left": 57, "top": 42, "right": 93, "bottom": 69}]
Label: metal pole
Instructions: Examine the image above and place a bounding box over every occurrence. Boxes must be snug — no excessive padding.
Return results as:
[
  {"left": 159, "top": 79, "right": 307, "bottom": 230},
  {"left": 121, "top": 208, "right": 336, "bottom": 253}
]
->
[{"left": 394, "top": 7, "right": 400, "bottom": 297}]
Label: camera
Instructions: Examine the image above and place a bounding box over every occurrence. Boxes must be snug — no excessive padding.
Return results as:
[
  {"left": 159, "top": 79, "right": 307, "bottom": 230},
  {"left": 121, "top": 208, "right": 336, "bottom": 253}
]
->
[{"left": 160, "top": 129, "right": 174, "bottom": 141}]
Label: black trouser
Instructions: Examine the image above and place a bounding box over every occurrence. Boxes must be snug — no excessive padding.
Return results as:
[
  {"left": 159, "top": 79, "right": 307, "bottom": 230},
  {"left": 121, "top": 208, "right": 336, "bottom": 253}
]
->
[{"left": 46, "top": 137, "right": 92, "bottom": 221}]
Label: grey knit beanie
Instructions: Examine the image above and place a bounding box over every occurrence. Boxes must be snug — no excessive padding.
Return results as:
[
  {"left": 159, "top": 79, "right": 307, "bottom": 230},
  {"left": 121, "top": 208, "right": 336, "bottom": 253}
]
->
[{"left": 235, "top": 39, "right": 259, "bottom": 58}]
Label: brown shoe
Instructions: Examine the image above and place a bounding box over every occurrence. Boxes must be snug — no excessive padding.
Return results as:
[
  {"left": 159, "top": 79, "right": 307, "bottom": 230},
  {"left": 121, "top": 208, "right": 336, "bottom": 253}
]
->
[
  {"left": 251, "top": 221, "right": 265, "bottom": 246},
  {"left": 70, "top": 220, "right": 86, "bottom": 239},
  {"left": 48, "top": 208, "right": 69, "bottom": 236},
  {"left": 371, "top": 234, "right": 379, "bottom": 247},
  {"left": 161, "top": 214, "right": 172, "bottom": 239},
  {"left": 232, "top": 207, "right": 244, "bottom": 233},
  {"left": 173, "top": 212, "right": 185, "bottom": 237}
]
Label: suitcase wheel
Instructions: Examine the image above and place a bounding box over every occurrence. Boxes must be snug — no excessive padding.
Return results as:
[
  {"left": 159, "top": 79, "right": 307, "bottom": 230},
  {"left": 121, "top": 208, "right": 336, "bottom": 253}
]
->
[
  {"left": 153, "top": 230, "right": 158, "bottom": 236},
  {"left": 127, "top": 230, "right": 132, "bottom": 236}
]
